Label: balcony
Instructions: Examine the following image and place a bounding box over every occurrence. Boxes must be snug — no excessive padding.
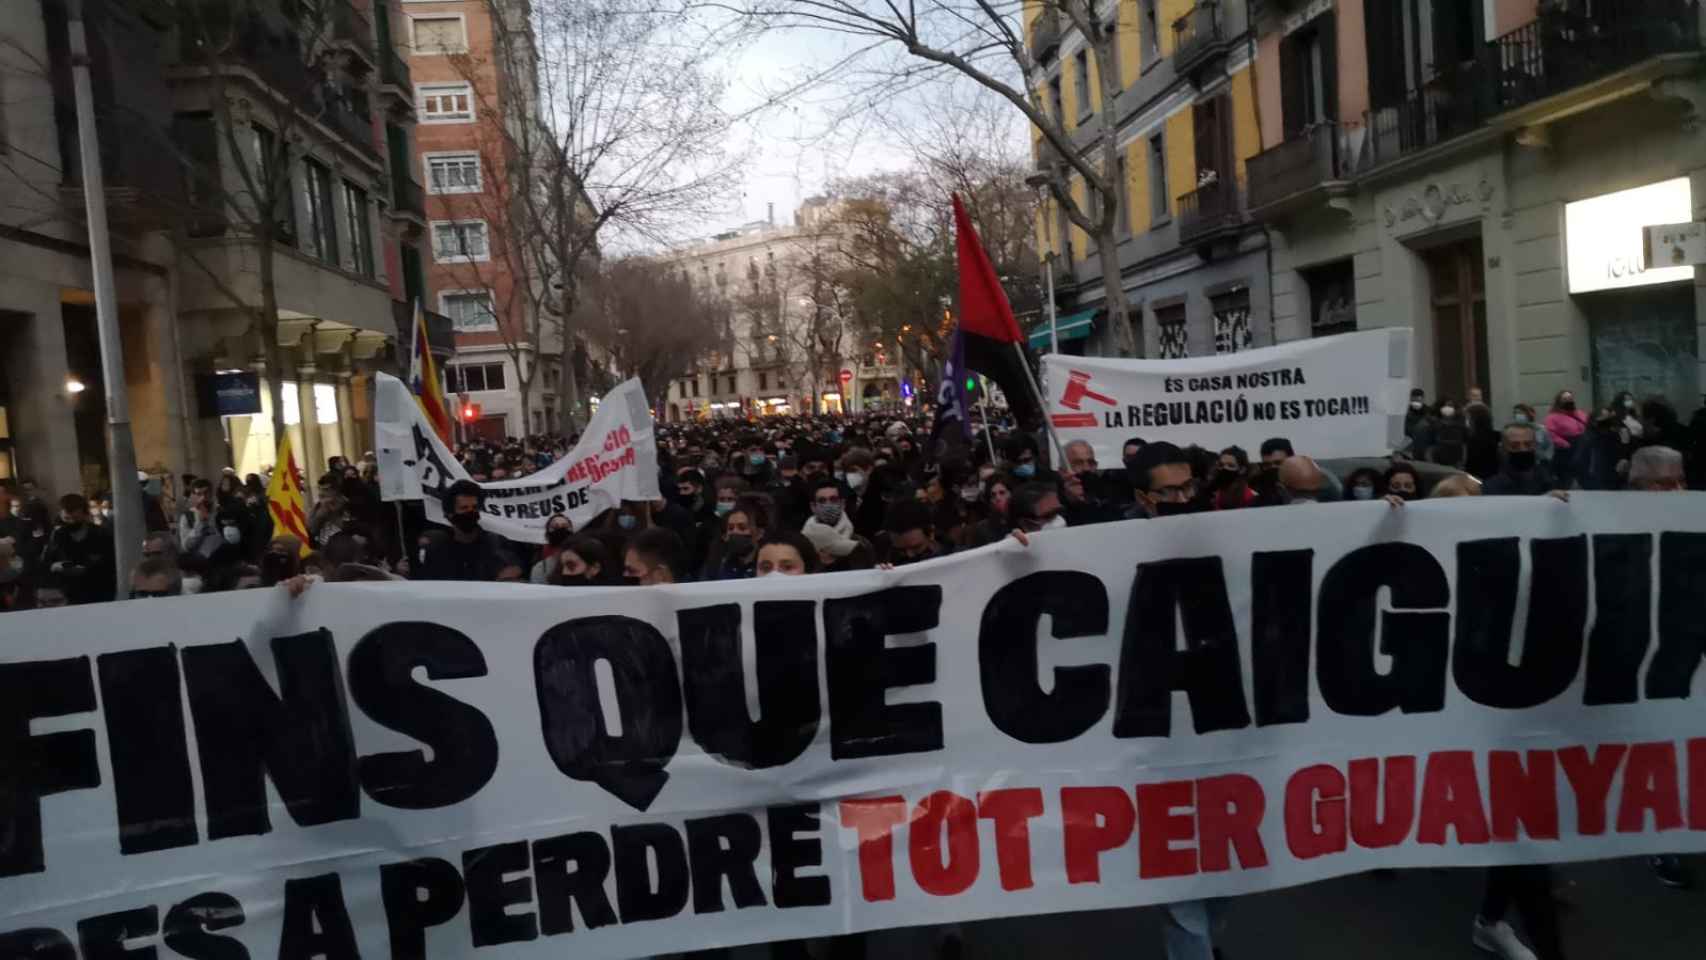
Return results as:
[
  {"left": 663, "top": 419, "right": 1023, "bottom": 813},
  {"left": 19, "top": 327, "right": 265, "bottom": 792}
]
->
[
  {"left": 1177, "top": 173, "right": 1246, "bottom": 247},
  {"left": 1172, "top": 1, "right": 1231, "bottom": 79},
  {"left": 1029, "top": 7, "right": 1062, "bottom": 62},
  {"left": 391, "top": 175, "right": 426, "bottom": 224},
  {"left": 1365, "top": 0, "right": 1701, "bottom": 170},
  {"left": 379, "top": 46, "right": 413, "bottom": 112},
  {"left": 1246, "top": 122, "right": 1355, "bottom": 220},
  {"left": 56, "top": 108, "right": 186, "bottom": 232},
  {"left": 328, "top": 0, "right": 375, "bottom": 65},
  {"left": 393, "top": 300, "right": 456, "bottom": 358},
  {"left": 322, "top": 86, "right": 377, "bottom": 157}
]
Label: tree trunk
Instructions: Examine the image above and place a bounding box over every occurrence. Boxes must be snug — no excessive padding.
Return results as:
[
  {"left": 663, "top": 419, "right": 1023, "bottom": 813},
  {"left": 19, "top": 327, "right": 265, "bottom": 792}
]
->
[
  {"left": 256, "top": 234, "right": 295, "bottom": 494},
  {"left": 1095, "top": 234, "right": 1137, "bottom": 356}
]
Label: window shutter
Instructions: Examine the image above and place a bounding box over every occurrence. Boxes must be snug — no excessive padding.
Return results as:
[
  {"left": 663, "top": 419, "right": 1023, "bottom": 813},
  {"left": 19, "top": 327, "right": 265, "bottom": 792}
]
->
[
  {"left": 1279, "top": 33, "right": 1305, "bottom": 138},
  {"left": 1319, "top": 13, "right": 1339, "bottom": 124},
  {"left": 1363, "top": 0, "right": 1404, "bottom": 108}
]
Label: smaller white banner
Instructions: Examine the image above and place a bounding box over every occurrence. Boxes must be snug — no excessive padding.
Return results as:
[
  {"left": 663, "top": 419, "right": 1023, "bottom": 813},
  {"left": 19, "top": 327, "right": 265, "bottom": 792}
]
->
[
  {"left": 373, "top": 373, "right": 660, "bottom": 542},
  {"left": 1042, "top": 329, "right": 1412, "bottom": 465}
]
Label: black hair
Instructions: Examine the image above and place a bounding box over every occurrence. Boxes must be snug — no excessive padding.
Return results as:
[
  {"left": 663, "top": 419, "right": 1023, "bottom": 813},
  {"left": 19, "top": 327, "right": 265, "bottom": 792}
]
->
[
  {"left": 1384, "top": 462, "right": 1421, "bottom": 488},
  {"left": 1259, "top": 437, "right": 1294, "bottom": 458},
  {"left": 59, "top": 493, "right": 89, "bottom": 513},
  {"left": 1219, "top": 445, "right": 1249, "bottom": 468},
  {"left": 1011, "top": 481, "right": 1059, "bottom": 521},
  {"left": 883, "top": 499, "right": 934, "bottom": 537},
  {"left": 809, "top": 475, "right": 843, "bottom": 497},
  {"left": 556, "top": 536, "right": 609, "bottom": 582},
  {"left": 759, "top": 532, "right": 822, "bottom": 574},
  {"left": 444, "top": 478, "right": 483, "bottom": 509},
  {"left": 1129, "top": 442, "right": 1190, "bottom": 493},
  {"left": 628, "top": 527, "right": 688, "bottom": 580}
]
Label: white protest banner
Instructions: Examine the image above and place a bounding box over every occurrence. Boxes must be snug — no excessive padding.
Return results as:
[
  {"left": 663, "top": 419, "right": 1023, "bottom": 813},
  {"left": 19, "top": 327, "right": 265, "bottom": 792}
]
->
[
  {"left": 1041, "top": 329, "right": 1412, "bottom": 464},
  {"left": 374, "top": 372, "right": 660, "bottom": 543},
  {"left": 5, "top": 495, "right": 1706, "bottom": 960}
]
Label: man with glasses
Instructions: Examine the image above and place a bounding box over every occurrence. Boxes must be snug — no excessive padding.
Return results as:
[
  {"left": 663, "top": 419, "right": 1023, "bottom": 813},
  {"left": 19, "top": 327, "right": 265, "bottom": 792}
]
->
[
  {"left": 803, "top": 476, "right": 854, "bottom": 541},
  {"left": 1127, "top": 442, "right": 1203, "bottom": 518}
]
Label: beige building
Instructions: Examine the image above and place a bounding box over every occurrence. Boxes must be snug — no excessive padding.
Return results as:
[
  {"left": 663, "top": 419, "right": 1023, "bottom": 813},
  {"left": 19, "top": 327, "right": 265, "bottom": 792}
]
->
[{"left": 662, "top": 201, "right": 902, "bottom": 421}]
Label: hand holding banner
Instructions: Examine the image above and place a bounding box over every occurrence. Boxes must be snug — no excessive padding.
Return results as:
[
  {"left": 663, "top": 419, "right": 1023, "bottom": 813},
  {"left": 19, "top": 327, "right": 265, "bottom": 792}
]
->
[{"left": 374, "top": 372, "right": 660, "bottom": 542}]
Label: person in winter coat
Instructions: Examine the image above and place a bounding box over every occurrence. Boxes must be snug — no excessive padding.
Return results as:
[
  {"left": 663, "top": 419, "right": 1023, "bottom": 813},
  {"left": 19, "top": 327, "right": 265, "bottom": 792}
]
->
[{"left": 1543, "top": 390, "right": 1587, "bottom": 484}]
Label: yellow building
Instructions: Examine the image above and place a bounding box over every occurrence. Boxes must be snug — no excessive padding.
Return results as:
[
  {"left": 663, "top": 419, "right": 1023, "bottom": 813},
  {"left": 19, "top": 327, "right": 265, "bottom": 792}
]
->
[{"left": 1026, "top": 0, "right": 1267, "bottom": 359}]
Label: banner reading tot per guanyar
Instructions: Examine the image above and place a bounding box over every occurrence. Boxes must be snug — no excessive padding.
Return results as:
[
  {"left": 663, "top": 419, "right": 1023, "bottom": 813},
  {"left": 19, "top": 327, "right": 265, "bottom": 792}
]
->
[
  {"left": 5, "top": 496, "right": 1706, "bottom": 959},
  {"left": 374, "top": 372, "right": 660, "bottom": 543},
  {"left": 1042, "top": 328, "right": 1413, "bottom": 463}
]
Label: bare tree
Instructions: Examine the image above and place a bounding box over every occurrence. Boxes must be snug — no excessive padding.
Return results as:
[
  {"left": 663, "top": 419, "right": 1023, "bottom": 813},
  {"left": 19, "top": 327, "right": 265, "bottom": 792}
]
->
[
  {"left": 475, "top": 0, "right": 751, "bottom": 431},
  {"left": 580, "top": 256, "right": 726, "bottom": 409},
  {"left": 728, "top": 0, "right": 1138, "bottom": 354}
]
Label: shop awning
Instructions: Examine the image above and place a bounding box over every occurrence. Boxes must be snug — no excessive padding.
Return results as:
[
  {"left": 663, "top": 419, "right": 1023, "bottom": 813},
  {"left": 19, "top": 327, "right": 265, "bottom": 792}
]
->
[{"left": 1028, "top": 309, "right": 1097, "bottom": 350}]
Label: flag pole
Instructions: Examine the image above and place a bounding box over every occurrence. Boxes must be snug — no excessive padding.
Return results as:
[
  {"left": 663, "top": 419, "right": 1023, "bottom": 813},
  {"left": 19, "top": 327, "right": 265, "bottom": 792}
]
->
[
  {"left": 976, "top": 377, "right": 999, "bottom": 465},
  {"left": 1011, "top": 341, "right": 1067, "bottom": 467}
]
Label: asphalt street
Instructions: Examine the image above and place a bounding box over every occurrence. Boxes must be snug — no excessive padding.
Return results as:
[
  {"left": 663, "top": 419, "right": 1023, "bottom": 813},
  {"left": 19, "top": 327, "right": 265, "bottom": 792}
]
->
[{"left": 724, "top": 854, "right": 1705, "bottom": 958}]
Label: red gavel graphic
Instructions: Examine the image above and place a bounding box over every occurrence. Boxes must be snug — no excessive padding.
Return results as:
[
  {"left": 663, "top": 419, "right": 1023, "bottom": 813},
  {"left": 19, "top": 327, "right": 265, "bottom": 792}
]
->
[{"left": 1060, "top": 370, "right": 1117, "bottom": 410}]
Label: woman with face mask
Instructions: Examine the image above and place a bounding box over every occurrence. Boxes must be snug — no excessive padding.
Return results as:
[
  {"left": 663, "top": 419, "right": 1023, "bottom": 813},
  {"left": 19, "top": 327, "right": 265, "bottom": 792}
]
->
[
  {"left": 1344, "top": 467, "right": 1385, "bottom": 502},
  {"left": 550, "top": 536, "right": 608, "bottom": 587},
  {"left": 1383, "top": 462, "right": 1422, "bottom": 501},
  {"left": 704, "top": 495, "right": 770, "bottom": 581},
  {"left": 755, "top": 533, "right": 820, "bottom": 577},
  {"left": 530, "top": 513, "right": 575, "bottom": 583}
]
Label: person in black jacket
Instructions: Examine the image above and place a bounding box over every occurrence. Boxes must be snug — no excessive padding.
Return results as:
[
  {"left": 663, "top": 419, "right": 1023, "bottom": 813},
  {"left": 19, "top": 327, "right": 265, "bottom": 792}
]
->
[
  {"left": 42, "top": 494, "right": 116, "bottom": 604},
  {"left": 415, "top": 480, "right": 516, "bottom": 581},
  {"left": 1483, "top": 422, "right": 1566, "bottom": 498}
]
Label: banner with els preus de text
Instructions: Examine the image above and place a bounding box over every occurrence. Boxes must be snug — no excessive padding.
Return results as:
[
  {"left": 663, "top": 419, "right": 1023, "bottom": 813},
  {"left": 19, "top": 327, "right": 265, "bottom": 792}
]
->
[
  {"left": 374, "top": 372, "right": 660, "bottom": 544},
  {"left": 1042, "top": 328, "right": 1413, "bottom": 464},
  {"left": 6, "top": 495, "right": 1706, "bottom": 959}
]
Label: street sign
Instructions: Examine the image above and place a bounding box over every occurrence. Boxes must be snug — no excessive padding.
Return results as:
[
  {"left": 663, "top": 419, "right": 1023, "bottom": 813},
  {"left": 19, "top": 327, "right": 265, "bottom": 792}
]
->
[
  {"left": 838, "top": 368, "right": 854, "bottom": 384},
  {"left": 1644, "top": 221, "right": 1706, "bottom": 269}
]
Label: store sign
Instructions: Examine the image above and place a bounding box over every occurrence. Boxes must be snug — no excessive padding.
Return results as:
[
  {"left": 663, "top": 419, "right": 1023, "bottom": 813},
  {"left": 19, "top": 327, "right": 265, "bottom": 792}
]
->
[
  {"left": 1643, "top": 221, "right": 1706, "bottom": 270},
  {"left": 1565, "top": 178, "right": 1695, "bottom": 294},
  {"left": 196, "top": 371, "right": 262, "bottom": 417}
]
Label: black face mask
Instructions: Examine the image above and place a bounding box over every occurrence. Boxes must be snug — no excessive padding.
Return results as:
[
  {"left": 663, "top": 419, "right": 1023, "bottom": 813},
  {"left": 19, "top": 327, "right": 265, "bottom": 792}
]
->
[
  {"left": 1153, "top": 500, "right": 1203, "bottom": 518},
  {"left": 556, "top": 572, "right": 596, "bottom": 587},
  {"left": 725, "top": 534, "right": 754, "bottom": 557},
  {"left": 1507, "top": 450, "right": 1537, "bottom": 471},
  {"left": 260, "top": 551, "right": 294, "bottom": 585},
  {"left": 450, "top": 511, "right": 481, "bottom": 533},
  {"left": 1560, "top": 400, "right": 1577, "bottom": 412},
  {"left": 623, "top": 574, "right": 643, "bottom": 586},
  {"left": 545, "top": 527, "right": 571, "bottom": 546}
]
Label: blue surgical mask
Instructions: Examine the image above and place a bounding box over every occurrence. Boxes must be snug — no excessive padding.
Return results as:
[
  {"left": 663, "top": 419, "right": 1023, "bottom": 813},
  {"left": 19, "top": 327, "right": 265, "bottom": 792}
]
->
[
  {"left": 1014, "top": 463, "right": 1036, "bottom": 479},
  {"left": 715, "top": 501, "right": 734, "bottom": 517},
  {"left": 1351, "top": 485, "right": 1375, "bottom": 501},
  {"left": 749, "top": 453, "right": 767, "bottom": 466},
  {"left": 617, "top": 514, "right": 638, "bottom": 530}
]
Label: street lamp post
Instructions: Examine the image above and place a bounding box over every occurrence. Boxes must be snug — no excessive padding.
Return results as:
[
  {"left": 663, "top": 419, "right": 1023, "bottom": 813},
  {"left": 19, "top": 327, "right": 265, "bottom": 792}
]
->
[{"left": 68, "top": 0, "right": 142, "bottom": 600}]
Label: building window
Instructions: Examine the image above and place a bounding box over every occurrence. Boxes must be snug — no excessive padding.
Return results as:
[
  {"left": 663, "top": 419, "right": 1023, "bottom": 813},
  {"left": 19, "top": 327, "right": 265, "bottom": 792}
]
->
[
  {"left": 1211, "top": 289, "right": 1253, "bottom": 354},
  {"left": 425, "top": 153, "right": 481, "bottom": 194},
  {"left": 758, "top": 371, "right": 768, "bottom": 390},
  {"left": 431, "top": 220, "right": 489, "bottom": 262},
  {"left": 303, "top": 159, "right": 339, "bottom": 263},
  {"left": 251, "top": 124, "right": 295, "bottom": 247},
  {"left": 1049, "top": 75, "right": 1064, "bottom": 123},
  {"left": 342, "top": 181, "right": 373, "bottom": 276},
  {"left": 1115, "top": 154, "right": 1132, "bottom": 236},
  {"left": 1141, "top": 0, "right": 1160, "bottom": 64},
  {"left": 1073, "top": 49, "right": 1091, "bottom": 120},
  {"left": 1147, "top": 133, "right": 1169, "bottom": 226},
  {"left": 1306, "top": 260, "right": 1358, "bottom": 337},
  {"left": 417, "top": 83, "right": 474, "bottom": 123},
  {"left": 409, "top": 14, "right": 467, "bottom": 54},
  {"left": 727, "top": 375, "right": 736, "bottom": 393},
  {"left": 691, "top": 379, "right": 700, "bottom": 397},
  {"left": 1156, "top": 303, "right": 1188, "bottom": 359},
  {"left": 445, "top": 361, "right": 506, "bottom": 393},
  {"left": 442, "top": 290, "right": 497, "bottom": 332}
]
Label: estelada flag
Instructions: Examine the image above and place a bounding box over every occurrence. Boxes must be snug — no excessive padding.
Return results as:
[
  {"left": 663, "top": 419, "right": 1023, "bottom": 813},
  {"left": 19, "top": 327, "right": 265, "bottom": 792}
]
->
[
  {"left": 953, "top": 193, "right": 1043, "bottom": 429},
  {"left": 266, "top": 434, "right": 312, "bottom": 557},
  {"left": 408, "top": 299, "right": 454, "bottom": 444}
]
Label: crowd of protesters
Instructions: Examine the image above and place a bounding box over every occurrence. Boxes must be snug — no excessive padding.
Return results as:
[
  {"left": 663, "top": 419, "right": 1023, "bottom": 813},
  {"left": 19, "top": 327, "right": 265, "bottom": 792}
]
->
[{"left": 2, "top": 385, "right": 1704, "bottom": 959}]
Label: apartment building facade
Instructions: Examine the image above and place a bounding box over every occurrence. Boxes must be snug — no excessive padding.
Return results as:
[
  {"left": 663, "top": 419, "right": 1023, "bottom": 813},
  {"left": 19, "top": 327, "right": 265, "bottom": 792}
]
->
[
  {"left": 0, "top": 0, "right": 444, "bottom": 497},
  {"left": 399, "top": 0, "right": 554, "bottom": 441},
  {"left": 662, "top": 203, "right": 904, "bottom": 421},
  {"left": 1027, "top": 0, "right": 1271, "bottom": 360},
  {"left": 1245, "top": 0, "right": 1706, "bottom": 415}
]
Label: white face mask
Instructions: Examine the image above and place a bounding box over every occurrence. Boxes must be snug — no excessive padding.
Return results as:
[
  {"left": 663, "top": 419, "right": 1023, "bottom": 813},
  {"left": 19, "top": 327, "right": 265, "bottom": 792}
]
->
[
  {"left": 221, "top": 525, "right": 242, "bottom": 545},
  {"left": 1440, "top": 406, "right": 1457, "bottom": 418},
  {"left": 418, "top": 547, "right": 428, "bottom": 566},
  {"left": 1040, "top": 515, "right": 1067, "bottom": 531},
  {"left": 181, "top": 576, "right": 204, "bottom": 595},
  {"left": 845, "top": 470, "right": 866, "bottom": 490}
]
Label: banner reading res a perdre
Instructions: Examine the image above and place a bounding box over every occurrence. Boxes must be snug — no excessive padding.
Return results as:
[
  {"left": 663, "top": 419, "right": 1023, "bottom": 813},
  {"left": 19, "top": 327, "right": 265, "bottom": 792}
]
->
[
  {"left": 7, "top": 495, "right": 1706, "bottom": 960},
  {"left": 1042, "top": 328, "right": 1412, "bottom": 464},
  {"left": 374, "top": 372, "right": 660, "bottom": 543}
]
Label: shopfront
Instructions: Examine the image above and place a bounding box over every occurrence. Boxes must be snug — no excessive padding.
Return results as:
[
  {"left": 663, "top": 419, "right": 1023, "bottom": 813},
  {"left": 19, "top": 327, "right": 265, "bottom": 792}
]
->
[{"left": 1564, "top": 177, "right": 1701, "bottom": 413}]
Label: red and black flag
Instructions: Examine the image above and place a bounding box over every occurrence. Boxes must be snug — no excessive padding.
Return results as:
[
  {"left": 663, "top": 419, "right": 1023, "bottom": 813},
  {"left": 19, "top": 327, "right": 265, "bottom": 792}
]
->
[{"left": 953, "top": 193, "right": 1043, "bottom": 430}]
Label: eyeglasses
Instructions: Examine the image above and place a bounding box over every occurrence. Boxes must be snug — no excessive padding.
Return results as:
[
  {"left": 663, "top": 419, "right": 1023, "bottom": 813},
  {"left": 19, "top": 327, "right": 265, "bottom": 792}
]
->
[{"left": 1150, "top": 481, "right": 1198, "bottom": 502}]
